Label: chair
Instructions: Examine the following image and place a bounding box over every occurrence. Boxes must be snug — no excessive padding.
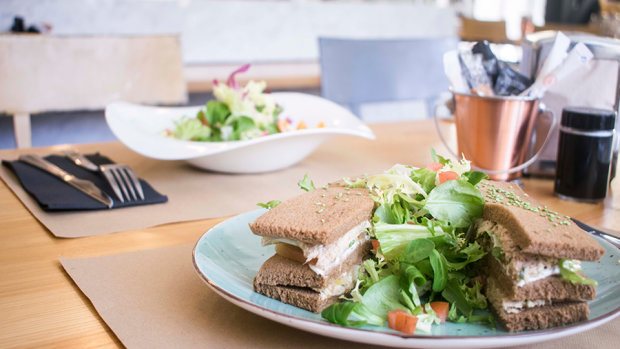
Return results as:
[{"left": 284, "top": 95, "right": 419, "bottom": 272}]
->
[
  {"left": 0, "top": 34, "right": 188, "bottom": 149},
  {"left": 318, "top": 37, "right": 458, "bottom": 122},
  {"left": 458, "top": 16, "right": 510, "bottom": 43}
]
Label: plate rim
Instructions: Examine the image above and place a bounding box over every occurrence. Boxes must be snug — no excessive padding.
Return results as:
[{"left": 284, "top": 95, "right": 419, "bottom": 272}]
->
[{"left": 191, "top": 210, "right": 620, "bottom": 347}]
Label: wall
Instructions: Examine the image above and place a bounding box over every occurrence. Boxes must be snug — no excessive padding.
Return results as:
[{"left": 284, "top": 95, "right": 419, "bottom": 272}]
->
[{"left": 0, "top": 0, "right": 458, "bottom": 64}]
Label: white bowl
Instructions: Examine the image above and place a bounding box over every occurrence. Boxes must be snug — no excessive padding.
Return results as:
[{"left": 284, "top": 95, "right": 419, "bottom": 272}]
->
[{"left": 105, "top": 92, "right": 375, "bottom": 173}]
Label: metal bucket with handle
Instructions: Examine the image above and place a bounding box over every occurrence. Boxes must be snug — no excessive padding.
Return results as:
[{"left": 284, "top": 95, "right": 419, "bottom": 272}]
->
[{"left": 434, "top": 92, "right": 557, "bottom": 181}]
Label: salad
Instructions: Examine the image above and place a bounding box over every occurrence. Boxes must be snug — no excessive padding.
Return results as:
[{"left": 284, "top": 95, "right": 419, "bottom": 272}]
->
[
  {"left": 164, "top": 64, "right": 320, "bottom": 142},
  {"left": 294, "top": 151, "right": 492, "bottom": 333}
]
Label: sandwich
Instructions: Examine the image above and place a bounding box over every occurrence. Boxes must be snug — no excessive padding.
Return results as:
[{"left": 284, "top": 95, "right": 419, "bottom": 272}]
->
[
  {"left": 250, "top": 186, "right": 375, "bottom": 313},
  {"left": 472, "top": 180, "right": 605, "bottom": 332}
]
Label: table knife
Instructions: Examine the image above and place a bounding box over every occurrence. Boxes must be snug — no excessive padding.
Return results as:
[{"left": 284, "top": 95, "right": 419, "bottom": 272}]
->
[{"left": 18, "top": 154, "right": 113, "bottom": 208}]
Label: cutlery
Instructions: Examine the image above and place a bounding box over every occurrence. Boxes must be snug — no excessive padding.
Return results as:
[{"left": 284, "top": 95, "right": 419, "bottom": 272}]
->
[
  {"left": 573, "top": 219, "right": 620, "bottom": 249},
  {"left": 64, "top": 150, "right": 145, "bottom": 203},
  {"left": 19, "top": 154, "right": 113, "bottom": 208}
]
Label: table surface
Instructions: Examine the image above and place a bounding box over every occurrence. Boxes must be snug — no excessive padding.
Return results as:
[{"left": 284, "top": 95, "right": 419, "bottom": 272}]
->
[{"left": 1, "top": 119, "right": 619, "bottom": 348}]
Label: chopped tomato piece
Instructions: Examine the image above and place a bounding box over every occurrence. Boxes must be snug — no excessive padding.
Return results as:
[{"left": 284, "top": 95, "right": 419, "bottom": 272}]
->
[
  {"left": 438, "top": 171, "right": 459, "bottom": 184},
  {"left": 387, "top": 309, "right": 418, "bottom": 334},
  {"left": 429, "top": 301, "right": 449, "bottom": 323},
  {"left": 297, "top": 120, "right": 307, "bottom": 130},
  {"left": 371, "top": 239, "right": 380, "bottom": 252},
  {"left": 426, "top": 162, "right": 443, "bottom": 172},
  {"left": 277, "top": 119, "right": 291, "bottom": 132},
  {"left": 316, "top": 121, "right": 325, "bottom": 128}
]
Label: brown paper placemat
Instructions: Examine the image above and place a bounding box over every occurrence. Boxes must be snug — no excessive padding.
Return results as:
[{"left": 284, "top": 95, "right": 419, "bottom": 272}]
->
[
  {"left": 0, "top": 122, "right": 443, "bottom": 238},
  {"left": 61, "top": 244, "right": 619, "bottom": 349}
]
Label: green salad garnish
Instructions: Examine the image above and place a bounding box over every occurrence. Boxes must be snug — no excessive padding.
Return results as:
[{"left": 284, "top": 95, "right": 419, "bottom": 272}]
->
[
  {"left": 321, "top": 154, "right": 492, "bottom": 331},
  {"left": 164, "top": 64, "right": 316, "bottom": 142}
]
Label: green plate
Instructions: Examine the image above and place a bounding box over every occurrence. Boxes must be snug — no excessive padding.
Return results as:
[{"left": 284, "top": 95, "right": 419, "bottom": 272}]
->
[{"left": 193, "top": 209, "right": 620, "bottom": 348}]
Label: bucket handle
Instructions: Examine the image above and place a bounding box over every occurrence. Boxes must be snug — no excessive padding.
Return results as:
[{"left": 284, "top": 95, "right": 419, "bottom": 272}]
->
[{"left": 433, "top": 103, "right": 557, "bottom": 175}]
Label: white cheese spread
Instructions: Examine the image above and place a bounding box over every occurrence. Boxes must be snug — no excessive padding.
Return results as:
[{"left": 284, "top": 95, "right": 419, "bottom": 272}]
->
[
  {"left": 476, "top": 220, "right": 562, "bottom": 287},
  {"left": 261, "top": 220, "right": 371, "bottom": 276},
  {"left": 503, "top": 299, "right": 550, "bottom": 313},
  {"left": 314, "top": 265, "right": 359, "bottom": 300}
]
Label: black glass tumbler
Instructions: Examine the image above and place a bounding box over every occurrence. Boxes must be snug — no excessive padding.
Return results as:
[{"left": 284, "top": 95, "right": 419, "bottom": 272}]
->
[{"left": 554, "top": 107, "right": 616, "bottom": 203}]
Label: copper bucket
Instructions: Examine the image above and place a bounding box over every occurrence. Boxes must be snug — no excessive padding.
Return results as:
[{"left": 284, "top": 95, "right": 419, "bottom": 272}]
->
[{"left": 440, "top": 93, "right": 556, "bottom": 181}]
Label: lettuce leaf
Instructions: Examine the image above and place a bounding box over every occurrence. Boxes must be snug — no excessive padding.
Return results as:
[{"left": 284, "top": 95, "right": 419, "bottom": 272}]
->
[
  {"left": 321, "top": 302, "right": 384, "bottom": 327},
  {"left": 559, "top": 259, "right": 598, "bottom": 286},
  {"left": 423, "top": 180, "right": 484, "bottom": 228},
  {"left": 374, "top": 223, "right": 446, "bottom": 260}
]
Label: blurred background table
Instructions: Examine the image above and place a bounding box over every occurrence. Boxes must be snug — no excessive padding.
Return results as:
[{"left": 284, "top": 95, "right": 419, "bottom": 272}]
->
[{"left": 1, "top": 119, "right": 618, "bottom": 348}]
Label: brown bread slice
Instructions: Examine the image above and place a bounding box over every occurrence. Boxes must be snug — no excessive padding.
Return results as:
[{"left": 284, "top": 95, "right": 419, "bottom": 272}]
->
[
  {"left": 474, "top": 218, "right": 597, "bottom": 301},
  {"left": 249, "top": 186, "right": 375, "bottom": 245},
  {"left": 474, "top": 218, "right": 560, "bottom": 282},
  {"left": 485, "top": 255, "right": 596, "bottom": 301},
  {"left": 486, "top": 277, "right": 589, "bottom": 332},
  {"left": 253, "top": 282, "right": 338, "bottom": 313},
  {"left": 254, "top": 240, "right": 370, "bottom": 289},
  {"left": 478, "top": 180, "right": 604, "bottom": 261}
]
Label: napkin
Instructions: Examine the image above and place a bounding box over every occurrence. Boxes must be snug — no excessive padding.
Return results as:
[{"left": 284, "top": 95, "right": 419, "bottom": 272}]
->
[{"left": 2, "top": 153, "right": 167, "bottom": 210}]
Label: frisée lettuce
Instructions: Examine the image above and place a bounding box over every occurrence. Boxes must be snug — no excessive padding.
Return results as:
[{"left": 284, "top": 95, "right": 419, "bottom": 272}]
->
[{"left": 163, "top": 64, "right": 318, "bottom": 142}]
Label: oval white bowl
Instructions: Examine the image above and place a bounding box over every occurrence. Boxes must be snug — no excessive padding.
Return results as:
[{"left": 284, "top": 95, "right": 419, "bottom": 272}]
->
[{"left": 105, "top": 92, "right": 375, "bottom": 173}]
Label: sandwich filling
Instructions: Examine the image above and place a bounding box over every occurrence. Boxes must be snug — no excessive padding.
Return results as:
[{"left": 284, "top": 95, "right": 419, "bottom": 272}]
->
[
  {"left": 475, "top": 219, "right": 577, "bottom": 286},
  {"left": 314, "top": 265, "right": 360, "bottom": 300},
  {"left": 261, "top": 220, "right": 371, "bottom": 275},
  {"left": 502, "top": 299, "right": 551, "bottom": 314}
]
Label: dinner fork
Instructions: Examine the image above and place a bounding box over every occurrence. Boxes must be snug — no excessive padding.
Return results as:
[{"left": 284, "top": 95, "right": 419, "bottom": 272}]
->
[{"left": 64, "top": 150, "right": 145, "bottom": 203}]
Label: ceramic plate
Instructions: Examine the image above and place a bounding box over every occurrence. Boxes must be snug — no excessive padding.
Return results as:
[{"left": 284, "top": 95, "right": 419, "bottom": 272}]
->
[
  {"left": 105, "top": 92, "right": 374, "bottom": 173},
  {"left": 192, "top": 209, "right": 620, "bottom": 348}
]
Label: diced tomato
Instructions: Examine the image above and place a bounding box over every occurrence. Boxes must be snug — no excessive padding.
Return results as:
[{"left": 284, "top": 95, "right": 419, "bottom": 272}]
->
[
  {"left": 277, "top": 119, "right": 291, "bottom": 132},
  {"left": 371, "top": 239, "right": 380, "bottom": 252},
  {"left": 387, "top": 309, "right": 418, "bottom": 334},
  {"left": 297, "top": 120, "right": 307, "bottom": 130},
  {"left": 429, "top": 301, "right": 449, "bottom": 323},
  {"left": 426, "top": 162, "right": 444, "bottom": 172},
  {"left": 438, "top": 171, "right": 459, "bottom": 184}
]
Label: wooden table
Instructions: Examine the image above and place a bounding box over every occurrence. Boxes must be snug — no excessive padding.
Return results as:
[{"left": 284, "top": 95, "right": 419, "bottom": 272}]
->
[{"left": 1, "top": 120, "right": 618, "bottom": 348}]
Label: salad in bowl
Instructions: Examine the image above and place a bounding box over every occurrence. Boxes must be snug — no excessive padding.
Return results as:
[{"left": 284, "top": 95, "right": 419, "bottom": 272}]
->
[
  {"left": 164, "top": 64, "right": 321, "bottom": 143},
  {"left": 105, "top": 65, "right": 373, "bottom": 173}
]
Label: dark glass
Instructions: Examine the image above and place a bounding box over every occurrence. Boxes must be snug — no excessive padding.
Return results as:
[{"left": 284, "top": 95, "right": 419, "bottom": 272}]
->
[
  {"left": 554, "top": 107, "right": 616, "bottom": 203},
  {"left": 554, "top": 133, "right": 613, "bottom": 201}
]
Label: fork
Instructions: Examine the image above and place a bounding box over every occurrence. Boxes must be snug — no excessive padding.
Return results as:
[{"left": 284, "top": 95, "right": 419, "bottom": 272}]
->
[{"left": 64, "top": 150, "right": 145, "bottom": 203}]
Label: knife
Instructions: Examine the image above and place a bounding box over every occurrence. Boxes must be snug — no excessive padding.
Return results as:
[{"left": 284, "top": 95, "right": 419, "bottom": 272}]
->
[
  {"left": 63, "top": 149, "right": 99, "bottom": 171},
  {"left": 18, "top": 154, "right": 113, "bottom": 208}
]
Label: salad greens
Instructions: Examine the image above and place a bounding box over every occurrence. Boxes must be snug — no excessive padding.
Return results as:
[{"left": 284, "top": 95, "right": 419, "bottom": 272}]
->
[
  {"left": 321, "top": 154, "right": 492, "bottom": 333},
  {"left": 559, "top": 259, "right": 598, "bottom": 286},
  {"left": 165, "top": 64, "right": 290, "bottom": 142}
]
